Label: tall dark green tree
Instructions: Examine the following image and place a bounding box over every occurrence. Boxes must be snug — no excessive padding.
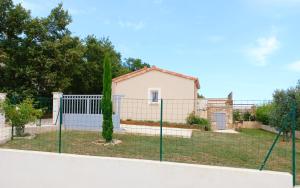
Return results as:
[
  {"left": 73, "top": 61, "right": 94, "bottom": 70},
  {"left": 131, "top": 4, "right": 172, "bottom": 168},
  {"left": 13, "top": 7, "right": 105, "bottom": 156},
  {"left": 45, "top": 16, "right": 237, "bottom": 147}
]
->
[
  {"left": 67, "top": 36, "right": 127, "bottom": 94},
  {"left": 102, "top": 53, "right": 113, "bottom": 142},
  {"left": 124, "top": 57, "right": 150, "bottom": 71},
  {"left": 0, "top": 0, "right": 146, "bottom": 100}
]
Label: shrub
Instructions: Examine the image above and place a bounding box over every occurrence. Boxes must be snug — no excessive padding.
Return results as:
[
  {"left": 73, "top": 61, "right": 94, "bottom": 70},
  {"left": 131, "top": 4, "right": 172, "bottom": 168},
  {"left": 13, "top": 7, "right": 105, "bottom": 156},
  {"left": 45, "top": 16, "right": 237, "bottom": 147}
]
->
[
  {"left": 243, "top": 111, "right": 255, "bottom": 121},
  {"left": 243, "top": 111, "right": 251, "bottom": 121},
  {"left": 186, "top": 113, "right": 211, "bottom": 131},
  {"left": 256, "top": 104, "right": 273, "bottom": 125},
  {"left": 233, "top": 110, "right": 241, "bottom": 122},
  {"left": 2, "top": 98, "right": 42, "bottom": 136}
]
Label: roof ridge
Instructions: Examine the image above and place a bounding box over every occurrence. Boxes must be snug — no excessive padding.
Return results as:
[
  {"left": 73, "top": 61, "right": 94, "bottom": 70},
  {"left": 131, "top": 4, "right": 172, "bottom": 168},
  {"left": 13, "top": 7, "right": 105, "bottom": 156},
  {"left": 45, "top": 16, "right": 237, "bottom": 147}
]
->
[
  {"left": 152, "top": 66, "right": 198, "bottom": 81},
  {"left": 113, "top": 66, "right": 200, "bottom": 89},
  {"left": 112, "top": 67, "right": 149, "bottom": 82}
]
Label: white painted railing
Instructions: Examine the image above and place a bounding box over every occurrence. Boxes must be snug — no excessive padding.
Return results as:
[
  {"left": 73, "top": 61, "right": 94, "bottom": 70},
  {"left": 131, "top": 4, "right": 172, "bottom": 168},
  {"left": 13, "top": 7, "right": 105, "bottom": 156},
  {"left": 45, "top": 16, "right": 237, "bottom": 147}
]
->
[{"left": 58, "top": 94, "right": 123, "bottom": 130}]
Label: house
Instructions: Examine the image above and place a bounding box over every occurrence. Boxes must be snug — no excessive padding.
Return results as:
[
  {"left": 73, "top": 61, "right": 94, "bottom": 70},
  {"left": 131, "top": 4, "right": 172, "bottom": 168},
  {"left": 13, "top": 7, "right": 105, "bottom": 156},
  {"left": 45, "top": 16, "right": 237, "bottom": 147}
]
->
[
  {"left": 113, "top": 66, "right": 199, "bottom": 100},
  {"left": 112, "top": 66, "right": 233, "bottom": 129}
]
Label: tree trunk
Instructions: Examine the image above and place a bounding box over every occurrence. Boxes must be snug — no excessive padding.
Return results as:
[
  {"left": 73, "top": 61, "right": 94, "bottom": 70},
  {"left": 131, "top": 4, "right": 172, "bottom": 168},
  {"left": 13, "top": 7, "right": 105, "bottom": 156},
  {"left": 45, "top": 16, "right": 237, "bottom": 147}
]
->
[{"left": 15, "top": 125, "right": 25, "bottom": 137}]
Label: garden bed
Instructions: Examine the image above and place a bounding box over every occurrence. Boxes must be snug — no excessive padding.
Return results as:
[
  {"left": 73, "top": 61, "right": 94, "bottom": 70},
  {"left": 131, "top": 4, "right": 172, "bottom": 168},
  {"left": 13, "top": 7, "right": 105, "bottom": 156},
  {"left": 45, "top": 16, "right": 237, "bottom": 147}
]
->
[{"left": 121, "top": 120, "right": 199, "bottom": 129}]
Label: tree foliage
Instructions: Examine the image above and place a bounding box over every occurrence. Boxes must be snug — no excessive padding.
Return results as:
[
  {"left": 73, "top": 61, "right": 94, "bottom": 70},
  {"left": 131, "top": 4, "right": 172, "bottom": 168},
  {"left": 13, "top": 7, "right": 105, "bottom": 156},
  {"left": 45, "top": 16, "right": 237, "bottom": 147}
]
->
[
  {"left": 255, "top": 80, "right": 300, "bottom": 131},
  {"left": 233, "top": 110, "right": 241, "bottom": 122},
  {"left": 270, "top": 81, "right": 300, "bottom": 131},
  {"left": 1, "top": 98, "right": 42, "bottom": 136},
  {"left": 102, "top": 54, "right": 113, "bottom": 142},
  {"left": 0, "top": 0, "right": 148, "bottom": 99},
  {"left": 123, "top": 58, "right": 150, "bottom": 71},
  {"left": 256, "top": 104, "right": 273, "bottom": 125}
]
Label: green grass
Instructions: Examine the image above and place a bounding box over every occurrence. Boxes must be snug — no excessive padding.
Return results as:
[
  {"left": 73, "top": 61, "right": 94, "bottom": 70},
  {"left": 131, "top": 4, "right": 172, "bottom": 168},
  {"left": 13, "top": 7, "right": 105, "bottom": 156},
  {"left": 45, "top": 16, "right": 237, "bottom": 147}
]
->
[
  {"left": 238, "top": 128, "right": 277, "bottom": 138},
  {"left": 1, "top": 128, "right": 299, "bottom": 184}
]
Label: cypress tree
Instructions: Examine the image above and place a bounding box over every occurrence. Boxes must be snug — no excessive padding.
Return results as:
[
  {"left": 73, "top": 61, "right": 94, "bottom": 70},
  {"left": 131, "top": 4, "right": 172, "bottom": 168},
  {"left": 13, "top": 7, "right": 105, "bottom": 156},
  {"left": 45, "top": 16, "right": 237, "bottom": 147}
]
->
[{"left": 102, "top": 53, "right": 113, "bottom": 142}]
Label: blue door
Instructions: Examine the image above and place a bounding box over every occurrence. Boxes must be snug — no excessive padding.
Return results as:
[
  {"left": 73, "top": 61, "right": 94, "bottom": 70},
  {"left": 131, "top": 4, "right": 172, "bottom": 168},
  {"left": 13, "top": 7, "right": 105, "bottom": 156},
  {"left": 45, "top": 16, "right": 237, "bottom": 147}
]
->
[{"left": 214, "top": 112, "right": 226, "bottom": 130}]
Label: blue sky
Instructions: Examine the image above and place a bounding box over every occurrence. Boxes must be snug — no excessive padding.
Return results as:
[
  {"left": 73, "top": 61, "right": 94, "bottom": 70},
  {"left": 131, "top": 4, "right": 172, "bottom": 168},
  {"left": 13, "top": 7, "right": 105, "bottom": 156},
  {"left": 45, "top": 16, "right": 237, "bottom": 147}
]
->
[{"left": 14, "top": 0, "right": 300, "bottom": 100}]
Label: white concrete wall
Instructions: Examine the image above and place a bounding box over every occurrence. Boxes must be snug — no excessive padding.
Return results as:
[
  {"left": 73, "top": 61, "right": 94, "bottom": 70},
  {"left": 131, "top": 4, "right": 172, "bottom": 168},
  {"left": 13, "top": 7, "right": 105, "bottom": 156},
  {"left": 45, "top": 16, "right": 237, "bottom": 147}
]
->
[
  {"left": 0, "top": 127, "right": 11, "bottom": 144},
  {"left": 0, "top": 149, "right": 292, "bottom": 188},
  {"left": 52, "top": 92, "right": 63, "bottom": 125},
  {"left": 0, "top": 93, "right": 7, "bottom": 128}
]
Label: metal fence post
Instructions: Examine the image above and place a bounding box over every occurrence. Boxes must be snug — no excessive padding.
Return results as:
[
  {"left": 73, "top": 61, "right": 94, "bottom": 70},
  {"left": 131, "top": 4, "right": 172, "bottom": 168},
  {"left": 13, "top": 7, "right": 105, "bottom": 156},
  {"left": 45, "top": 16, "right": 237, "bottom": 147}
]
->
[
  {"left": 291, "top": 102, "right": 297, "bottom": 186},
  {"left": 58, "top": 97, "right": 63, "bottom": 153},
  {"left": 259, "top": 116, "right": 287, "bottom": 171},
  {"left": 160, "top": 98, "right": 163, "bottom": 162}
]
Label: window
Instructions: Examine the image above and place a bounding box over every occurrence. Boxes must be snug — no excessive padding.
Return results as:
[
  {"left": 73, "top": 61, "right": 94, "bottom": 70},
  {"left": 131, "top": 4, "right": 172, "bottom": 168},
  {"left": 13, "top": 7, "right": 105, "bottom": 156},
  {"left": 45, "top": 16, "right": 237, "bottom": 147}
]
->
[
  {"left": 151, "top": 90, "right": 159, "bottom": 103},
  {"left": 148, "top": 88, "right": 161, "bottom": 104}
]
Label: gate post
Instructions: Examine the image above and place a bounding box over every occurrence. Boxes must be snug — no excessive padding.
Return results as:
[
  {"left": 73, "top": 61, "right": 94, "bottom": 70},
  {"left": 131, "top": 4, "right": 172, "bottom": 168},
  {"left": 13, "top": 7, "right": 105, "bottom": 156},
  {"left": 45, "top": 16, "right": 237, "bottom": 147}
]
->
[
  {"left": 52, "top": 92, "right": 63, "bottom": 125},
  {"left": 58, "top": 97, "right": 63, "bottom": 153},
  {"left": 112, "top": 95, "right": 123, "bottom": 130},
  {"left": 0, "top": 93, "right": 7, "bottom": 128}
]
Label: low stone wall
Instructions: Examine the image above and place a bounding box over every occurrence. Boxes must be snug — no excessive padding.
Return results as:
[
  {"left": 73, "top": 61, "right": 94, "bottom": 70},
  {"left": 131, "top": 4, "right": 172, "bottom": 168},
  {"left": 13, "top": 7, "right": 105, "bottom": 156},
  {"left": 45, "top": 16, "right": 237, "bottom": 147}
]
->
[
  {"left": 236, "top": 121, "right": 262, "bottom": 129},
  {"left": 260, "top": 125, "right": 300, "bottom": 139},
  {"left": 238, "top": 121, "right": 300, "bottom": 139},
  {"left": 0, "top": 124, "right": 57, "bottom": 144},
  {"left": 260, "top": 124, "right": 278, "bottom": 134}
]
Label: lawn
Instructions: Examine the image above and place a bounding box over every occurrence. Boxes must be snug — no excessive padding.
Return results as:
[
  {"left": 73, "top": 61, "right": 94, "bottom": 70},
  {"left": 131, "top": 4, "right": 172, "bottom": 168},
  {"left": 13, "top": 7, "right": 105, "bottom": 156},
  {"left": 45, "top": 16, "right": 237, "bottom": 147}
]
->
[{"left": 1, "top": 128, "right": 299, "bottom": 184}]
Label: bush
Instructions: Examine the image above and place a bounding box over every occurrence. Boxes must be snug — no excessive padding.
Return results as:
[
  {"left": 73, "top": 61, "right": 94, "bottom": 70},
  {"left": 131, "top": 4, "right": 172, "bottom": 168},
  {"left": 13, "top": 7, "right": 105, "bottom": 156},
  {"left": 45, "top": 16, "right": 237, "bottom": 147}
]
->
[
  {"left": 243, "top": 111, "right": 255, "bottom": 121},
  {"left": 233, "top": 110, "right": 241, "bottom": 122},
  {"left": 2, "top": 98, "right": 43, "bottom": 136},
  {"left": 256, "top": 104, "right": 273, "bottom": 125},
  {"left": 186, "top": 113, "right": 211, "bottom": 131}
]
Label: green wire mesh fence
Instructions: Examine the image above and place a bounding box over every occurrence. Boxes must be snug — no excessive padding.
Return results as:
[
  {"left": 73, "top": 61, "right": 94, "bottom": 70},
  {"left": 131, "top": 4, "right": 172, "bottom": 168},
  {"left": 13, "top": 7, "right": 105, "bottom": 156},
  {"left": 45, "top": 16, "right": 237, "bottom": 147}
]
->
[{"left": 0, "top": 98, "right": 298, "bottom": 185}]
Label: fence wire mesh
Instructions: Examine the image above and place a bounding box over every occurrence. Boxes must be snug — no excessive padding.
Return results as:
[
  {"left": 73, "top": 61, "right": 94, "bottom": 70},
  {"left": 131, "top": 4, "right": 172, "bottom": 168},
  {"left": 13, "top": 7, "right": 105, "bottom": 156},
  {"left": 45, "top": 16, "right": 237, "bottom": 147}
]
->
[{"left": 0, "top": 98, "right": 298, "bottom": 184}]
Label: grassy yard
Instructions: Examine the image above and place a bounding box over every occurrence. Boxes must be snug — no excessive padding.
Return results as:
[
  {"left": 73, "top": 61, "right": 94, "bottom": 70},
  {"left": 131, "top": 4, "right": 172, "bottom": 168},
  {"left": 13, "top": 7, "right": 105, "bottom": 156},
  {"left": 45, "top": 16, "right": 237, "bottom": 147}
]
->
[{"left": 1, "top": 128, "right": 299, "bottom": 184}]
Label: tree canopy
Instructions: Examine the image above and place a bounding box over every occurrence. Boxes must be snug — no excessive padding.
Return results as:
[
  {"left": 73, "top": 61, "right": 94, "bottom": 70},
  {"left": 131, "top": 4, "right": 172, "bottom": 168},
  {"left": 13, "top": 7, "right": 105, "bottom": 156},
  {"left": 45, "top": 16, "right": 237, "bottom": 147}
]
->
[
  {"left": 270, "top": 80, "right": 300, "bottom": 131},
  {"left": 255, "top": 80, "right": 300, "bottom": 131},
  {"left": 0, "top": 0, "right": 150, "bottom": 99}
]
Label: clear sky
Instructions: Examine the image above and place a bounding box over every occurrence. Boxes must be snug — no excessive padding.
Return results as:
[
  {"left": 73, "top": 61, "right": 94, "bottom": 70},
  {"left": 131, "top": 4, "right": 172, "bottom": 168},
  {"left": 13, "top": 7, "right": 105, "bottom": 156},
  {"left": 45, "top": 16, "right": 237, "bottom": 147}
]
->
[{"left": 14, "top": 0, "right": 300, "bottom": 100}]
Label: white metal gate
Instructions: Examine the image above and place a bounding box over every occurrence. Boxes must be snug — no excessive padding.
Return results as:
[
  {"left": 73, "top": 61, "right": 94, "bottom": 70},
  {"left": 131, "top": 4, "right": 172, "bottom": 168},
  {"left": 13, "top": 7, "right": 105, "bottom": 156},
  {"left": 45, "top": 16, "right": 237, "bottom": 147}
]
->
[{"left": 62, "top": 95, "right": 122, "bottom": 130}]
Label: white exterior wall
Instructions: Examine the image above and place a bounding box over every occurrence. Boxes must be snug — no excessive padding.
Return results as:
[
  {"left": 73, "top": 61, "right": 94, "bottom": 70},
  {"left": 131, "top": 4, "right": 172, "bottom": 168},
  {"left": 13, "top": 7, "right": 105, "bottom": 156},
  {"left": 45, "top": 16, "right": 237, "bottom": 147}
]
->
[
  {"left": 0, "top": 93, "right": 7, "bottom": 128},
  {"left": 113, "top": 70, "right": 197, "bottom": 123},
  {"left": 113, "top": 70, "right": 196, "bottom": 100},
  {"left": 0, "top": 127, "right": 11, "bottom": 144},
  {"left": 52, "top": 92, "right": 63, "bottom": 125},
  {"left": 0, "top": 149, "right": 293, "bottom": 188}
]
